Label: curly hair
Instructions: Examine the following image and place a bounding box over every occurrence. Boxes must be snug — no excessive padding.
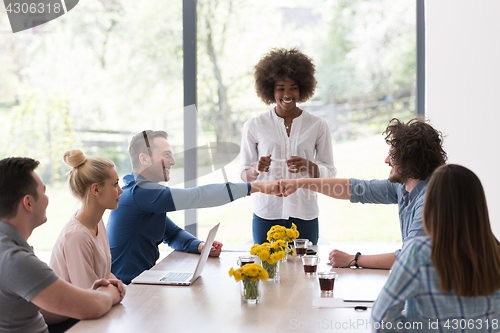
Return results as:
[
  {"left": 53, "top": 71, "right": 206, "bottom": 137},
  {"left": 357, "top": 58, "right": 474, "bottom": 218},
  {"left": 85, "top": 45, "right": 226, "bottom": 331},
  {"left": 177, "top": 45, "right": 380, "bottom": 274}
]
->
[
  {"left": 254, "top": 48, "right": 317, "bottom": 105},
  {"left": 384, "top": 117, "right": 447, "bottom": 181}
]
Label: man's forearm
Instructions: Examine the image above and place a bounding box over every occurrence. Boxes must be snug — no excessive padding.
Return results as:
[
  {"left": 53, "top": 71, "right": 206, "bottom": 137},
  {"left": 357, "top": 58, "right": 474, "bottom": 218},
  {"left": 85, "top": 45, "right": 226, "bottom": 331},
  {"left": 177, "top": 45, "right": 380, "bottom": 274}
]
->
[
  {"left": 40, "top": 309, "right": 69, "bottom": 325},
  {"left": 32, "top": 279, "right": 118, "bottom": 321},
  {"left": 170, "top": 183, "right": 249, "bottom": 210},
  {"left": 250, "top": 181, "right": 279, "bottom": 194},
  {"left": 297, "top": 178, "right": 351, "bottom": 200},
  {"left": 356, "top": 253, "right": 396, "bottom": 270}
]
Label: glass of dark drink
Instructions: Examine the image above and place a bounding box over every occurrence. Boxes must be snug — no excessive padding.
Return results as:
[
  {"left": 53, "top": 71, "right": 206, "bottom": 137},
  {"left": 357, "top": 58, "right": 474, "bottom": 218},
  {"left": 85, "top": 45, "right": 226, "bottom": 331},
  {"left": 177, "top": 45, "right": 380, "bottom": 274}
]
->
[
  {"left": 318, "top": 272, "right": 338, "bottom": 295},
  {"left": 294, "top": 238, "right": 309, "bottom": 257},
  {"left": 237, "top": 255, "right": 258, "bottom": 267},
  {"left": 301, "top": 255, "right": 320, "bottom": 274}
]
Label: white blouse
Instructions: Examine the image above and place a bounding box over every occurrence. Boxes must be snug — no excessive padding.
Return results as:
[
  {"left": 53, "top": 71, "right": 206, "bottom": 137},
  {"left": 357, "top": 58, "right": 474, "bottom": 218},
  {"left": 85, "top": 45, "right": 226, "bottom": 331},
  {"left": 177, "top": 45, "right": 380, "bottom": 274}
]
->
[{"left": 238, "top": 108, "right": 337, "bottom": 220}]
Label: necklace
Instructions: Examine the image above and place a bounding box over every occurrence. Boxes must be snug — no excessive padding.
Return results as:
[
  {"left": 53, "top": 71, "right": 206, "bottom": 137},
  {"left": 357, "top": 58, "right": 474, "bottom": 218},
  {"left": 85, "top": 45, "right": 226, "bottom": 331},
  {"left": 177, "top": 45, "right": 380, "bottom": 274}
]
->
[{"left": 284, "top": 107, "right": 300, "bottom": 131}]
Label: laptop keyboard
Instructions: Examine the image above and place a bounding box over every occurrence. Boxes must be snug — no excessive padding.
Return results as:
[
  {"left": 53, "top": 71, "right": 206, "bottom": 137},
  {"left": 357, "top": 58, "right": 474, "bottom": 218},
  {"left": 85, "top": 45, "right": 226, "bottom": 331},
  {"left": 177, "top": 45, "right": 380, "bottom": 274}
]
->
[{"left": 160, "top": 272, "right": 192, "bottom": 283}]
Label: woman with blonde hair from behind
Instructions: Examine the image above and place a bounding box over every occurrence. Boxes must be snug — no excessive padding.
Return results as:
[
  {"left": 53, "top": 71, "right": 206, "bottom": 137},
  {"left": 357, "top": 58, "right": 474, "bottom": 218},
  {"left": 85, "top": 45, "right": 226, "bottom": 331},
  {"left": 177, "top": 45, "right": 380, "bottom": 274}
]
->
[
  {"left": 372, "top": 164, "right": 500, "bottom": 332},
  {"left": 50, "top": 150, "right": 126, "bottom": 296}
]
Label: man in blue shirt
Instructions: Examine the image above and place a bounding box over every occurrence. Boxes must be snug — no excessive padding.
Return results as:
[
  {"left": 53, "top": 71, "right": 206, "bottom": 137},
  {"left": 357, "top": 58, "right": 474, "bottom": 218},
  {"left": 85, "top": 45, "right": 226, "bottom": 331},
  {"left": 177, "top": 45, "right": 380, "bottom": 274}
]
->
[
  {"left": 279, "top": 118, "right": 447, "bottom": 269},
  {"left": 107, "top": 130, "right": 278, "bottom": 284}
]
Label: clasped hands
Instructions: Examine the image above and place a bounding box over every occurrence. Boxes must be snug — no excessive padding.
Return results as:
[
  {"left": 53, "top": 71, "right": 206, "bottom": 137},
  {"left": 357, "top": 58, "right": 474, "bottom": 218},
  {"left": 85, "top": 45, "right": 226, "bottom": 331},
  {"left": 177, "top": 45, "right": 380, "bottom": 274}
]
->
[
  {"left": 256, "top": 154, "right": 310, "bottom": 174},
  {"left": 92, "top": 278, "right": 126, "bottom": 303}
]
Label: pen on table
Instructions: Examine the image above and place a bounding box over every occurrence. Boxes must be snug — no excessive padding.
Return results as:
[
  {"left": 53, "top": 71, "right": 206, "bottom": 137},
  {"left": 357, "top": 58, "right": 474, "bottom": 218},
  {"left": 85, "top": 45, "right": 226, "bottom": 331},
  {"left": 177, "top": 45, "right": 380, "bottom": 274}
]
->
[{"left": 354, "top": 306, "right": 368, "bottom": 311}]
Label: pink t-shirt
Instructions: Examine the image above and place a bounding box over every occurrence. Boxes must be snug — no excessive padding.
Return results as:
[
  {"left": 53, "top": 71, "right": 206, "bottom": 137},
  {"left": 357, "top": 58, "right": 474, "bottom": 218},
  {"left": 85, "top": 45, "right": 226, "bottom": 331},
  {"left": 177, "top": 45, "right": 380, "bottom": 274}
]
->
[{"left": 49, "top": 212, "right": 112, "bottom": 289}]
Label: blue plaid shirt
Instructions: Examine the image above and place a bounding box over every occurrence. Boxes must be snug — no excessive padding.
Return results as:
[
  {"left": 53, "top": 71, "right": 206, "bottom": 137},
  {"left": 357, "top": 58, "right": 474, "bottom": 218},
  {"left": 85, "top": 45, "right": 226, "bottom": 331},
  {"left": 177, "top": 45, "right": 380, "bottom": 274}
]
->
[
  {"left": 350, "top": 178, "right": 429, "bottom": 256},
  {"left": 372, "top": 237, "right": 500, "bottom": 332}
]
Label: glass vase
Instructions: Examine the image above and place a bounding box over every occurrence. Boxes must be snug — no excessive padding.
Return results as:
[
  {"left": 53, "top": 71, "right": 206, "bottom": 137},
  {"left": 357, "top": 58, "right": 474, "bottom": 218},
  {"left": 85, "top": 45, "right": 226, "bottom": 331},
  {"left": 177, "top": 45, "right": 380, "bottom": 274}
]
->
[
  {"left": 262, "top": 260, "right": 280, "bottom": 282},
  {"left": 240, "top": 279, "right": 261, "bottom": 304},
  {"left": 283, "top": 242, "right": 294, "bottom": 262},
  {"left": 282, "top": 251, "right": 293, "bottom": 262}
]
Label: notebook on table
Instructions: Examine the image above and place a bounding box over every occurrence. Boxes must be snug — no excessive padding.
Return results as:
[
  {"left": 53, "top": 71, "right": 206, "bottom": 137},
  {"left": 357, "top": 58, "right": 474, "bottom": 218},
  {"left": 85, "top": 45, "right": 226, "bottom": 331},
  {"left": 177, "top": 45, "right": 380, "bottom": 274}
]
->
[{"left": 131, "top": 223, "right": 220, "bottom": 286}]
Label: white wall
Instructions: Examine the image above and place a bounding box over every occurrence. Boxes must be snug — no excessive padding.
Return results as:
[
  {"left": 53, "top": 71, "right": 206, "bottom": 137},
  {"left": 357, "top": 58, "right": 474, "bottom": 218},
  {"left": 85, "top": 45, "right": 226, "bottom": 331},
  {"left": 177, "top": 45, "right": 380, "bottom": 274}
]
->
[{"left": 426, "top": 0, "right": 500, "bottom": 236}]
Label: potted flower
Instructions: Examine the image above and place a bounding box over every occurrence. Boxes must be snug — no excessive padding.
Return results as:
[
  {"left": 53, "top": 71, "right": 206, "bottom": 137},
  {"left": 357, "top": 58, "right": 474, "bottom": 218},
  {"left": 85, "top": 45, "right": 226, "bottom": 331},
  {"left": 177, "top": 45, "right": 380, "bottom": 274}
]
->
[
  {"left": 229, "top": 263, "right": 268, "bottom": 304},
  {"left": 250, "top": 240, "right": 289, "bottom": 282}
]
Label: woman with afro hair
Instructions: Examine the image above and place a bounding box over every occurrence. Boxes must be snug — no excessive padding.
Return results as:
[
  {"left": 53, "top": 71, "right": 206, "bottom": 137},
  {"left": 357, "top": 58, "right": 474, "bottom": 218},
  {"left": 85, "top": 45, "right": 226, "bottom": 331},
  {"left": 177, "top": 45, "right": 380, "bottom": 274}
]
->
[{"left": 238, "top": 48, "right": 337, "bottom": 245}]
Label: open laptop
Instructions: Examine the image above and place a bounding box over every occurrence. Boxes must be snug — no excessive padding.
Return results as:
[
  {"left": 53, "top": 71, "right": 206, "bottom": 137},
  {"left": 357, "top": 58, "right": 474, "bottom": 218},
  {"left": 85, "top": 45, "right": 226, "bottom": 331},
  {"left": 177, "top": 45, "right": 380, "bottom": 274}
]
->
[{"left": 132, "top": 223, "right": 220, "bottom": 286}]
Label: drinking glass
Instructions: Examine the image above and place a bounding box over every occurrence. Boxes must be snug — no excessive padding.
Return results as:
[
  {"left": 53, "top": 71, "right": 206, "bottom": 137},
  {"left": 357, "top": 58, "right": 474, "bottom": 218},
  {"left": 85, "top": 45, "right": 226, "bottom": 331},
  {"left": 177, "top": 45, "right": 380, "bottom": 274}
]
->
[
  {"left": 318, "top": 271, "right": 338, "bottom": 295},
  {"left": 301, "top": 255, "right": 320, "bottom": 274},
  {"left": 294, "top": 238, "right": 309, "bottom": 257}
]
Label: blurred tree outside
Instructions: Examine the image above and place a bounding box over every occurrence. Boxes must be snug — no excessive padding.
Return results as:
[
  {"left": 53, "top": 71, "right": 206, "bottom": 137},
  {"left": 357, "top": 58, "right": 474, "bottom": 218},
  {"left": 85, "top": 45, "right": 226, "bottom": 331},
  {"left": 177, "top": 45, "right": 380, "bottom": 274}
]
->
[
  {"left": 0, "top": 92, "right": 80, "bottom": 183},
  {"left": 196, "top": 0, "right": 284, "bottom": 144},
  {"left": 1, "top": 0, "right": 185, "bottom": 173},
  {"left": 314, "top": 0, "right": 416, "bottom": 140}
]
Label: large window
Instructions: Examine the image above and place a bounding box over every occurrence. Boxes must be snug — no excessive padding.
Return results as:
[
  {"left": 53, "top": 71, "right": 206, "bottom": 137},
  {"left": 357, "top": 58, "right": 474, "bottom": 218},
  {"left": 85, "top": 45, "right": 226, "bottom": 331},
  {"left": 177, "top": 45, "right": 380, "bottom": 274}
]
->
[
  {"left": 0, "top": 0, "right": 418, "bottom": 251},
  {"left": 191, "top": 0, "right": 418, "bottom": 244},
  {"left": 0, "top": 0, "right": 185, "bottom": 250}
]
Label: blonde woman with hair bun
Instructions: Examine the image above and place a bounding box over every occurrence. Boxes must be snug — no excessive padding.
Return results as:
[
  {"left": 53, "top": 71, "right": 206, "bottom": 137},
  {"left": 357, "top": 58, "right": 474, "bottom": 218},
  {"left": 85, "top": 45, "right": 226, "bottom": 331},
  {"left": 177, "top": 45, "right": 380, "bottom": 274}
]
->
[{"left": 50, "top": 149, "right": 126, "bottom": 297}]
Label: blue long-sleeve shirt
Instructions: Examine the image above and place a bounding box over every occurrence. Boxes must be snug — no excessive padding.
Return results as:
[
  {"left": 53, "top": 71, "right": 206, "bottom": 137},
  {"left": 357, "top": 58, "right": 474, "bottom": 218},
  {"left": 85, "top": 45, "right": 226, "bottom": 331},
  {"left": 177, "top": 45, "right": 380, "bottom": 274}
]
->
[
  {"left": 349, "top": 178, "right": 429, "bottom": 256},
  {"left": 107, "top": 173, "right": 251, "bottom": 284}
]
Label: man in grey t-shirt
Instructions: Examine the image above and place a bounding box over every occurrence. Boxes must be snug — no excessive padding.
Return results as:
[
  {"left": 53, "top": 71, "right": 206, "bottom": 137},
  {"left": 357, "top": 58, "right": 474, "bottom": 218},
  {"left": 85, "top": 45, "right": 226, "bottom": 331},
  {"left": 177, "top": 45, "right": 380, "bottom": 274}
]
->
[
  {"left": 0, "top": 157, "right": 125, "bottom": 333},
  {"left": 0, "top": 221, "right": 59, "bottom": 333}
]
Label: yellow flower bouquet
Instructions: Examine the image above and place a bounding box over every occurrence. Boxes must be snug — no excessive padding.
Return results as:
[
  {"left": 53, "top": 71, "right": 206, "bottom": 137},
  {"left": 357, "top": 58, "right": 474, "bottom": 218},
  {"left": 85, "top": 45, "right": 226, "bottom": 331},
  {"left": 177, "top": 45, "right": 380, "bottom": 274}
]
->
[
  {"left": 250, "top": 240, "right": 289, "bottom": 281},
  {"left": 229, "top": 263, "right": 268, "bottom": 303},
  {"left": 267, "top": 223, "right": 300, "bottom": 243},
  {"left": 266, "top": 223, "right": 300, "bottom": 257}
]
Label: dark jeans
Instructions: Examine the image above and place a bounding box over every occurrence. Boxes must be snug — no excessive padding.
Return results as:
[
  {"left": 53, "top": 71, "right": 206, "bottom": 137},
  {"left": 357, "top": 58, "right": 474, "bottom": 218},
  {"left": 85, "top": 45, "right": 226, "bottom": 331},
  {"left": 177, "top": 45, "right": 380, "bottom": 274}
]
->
[
  {"left": 252, "top": 213, "right": 319, "bottom": 245},
  {"left": 48, "top": 318, "right": 79, "bottom": 333}
]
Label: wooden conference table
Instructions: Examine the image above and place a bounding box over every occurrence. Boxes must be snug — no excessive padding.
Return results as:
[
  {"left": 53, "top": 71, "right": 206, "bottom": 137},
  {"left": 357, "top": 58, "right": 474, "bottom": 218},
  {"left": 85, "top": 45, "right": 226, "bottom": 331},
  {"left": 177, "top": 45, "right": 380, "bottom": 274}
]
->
[{"left": 68, "top": 245, "right": 389, "bottom": 333}]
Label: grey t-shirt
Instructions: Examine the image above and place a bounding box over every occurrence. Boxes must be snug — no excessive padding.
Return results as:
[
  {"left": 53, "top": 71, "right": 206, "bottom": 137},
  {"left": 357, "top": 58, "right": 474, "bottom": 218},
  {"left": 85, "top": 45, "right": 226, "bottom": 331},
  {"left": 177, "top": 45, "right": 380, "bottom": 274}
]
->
[{"left": 0, "top": 221, "right": 59, "bottom": 333}]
